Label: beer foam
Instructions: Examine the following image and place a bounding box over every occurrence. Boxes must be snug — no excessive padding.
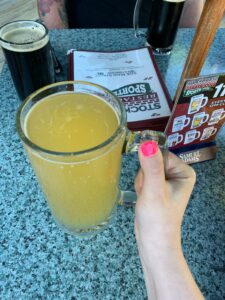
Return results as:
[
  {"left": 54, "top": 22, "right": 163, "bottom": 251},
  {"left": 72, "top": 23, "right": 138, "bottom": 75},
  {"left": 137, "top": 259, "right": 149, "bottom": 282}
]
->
[{"left": 0, "top": 25, "right": 49, "bottom": 52}]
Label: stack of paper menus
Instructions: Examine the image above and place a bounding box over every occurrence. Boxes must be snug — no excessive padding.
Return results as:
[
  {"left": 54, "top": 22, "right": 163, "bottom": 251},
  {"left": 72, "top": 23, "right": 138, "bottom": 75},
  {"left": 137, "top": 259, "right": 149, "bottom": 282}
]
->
[{"left": 68, "top": 47, "right": 172, "bottom": 131}]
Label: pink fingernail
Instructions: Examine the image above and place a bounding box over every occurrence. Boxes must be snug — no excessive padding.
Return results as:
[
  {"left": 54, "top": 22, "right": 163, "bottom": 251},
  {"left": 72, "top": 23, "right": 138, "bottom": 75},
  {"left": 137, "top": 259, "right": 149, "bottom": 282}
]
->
[{"left": 140, "top": 141, "right": 158, "bottom": 157}]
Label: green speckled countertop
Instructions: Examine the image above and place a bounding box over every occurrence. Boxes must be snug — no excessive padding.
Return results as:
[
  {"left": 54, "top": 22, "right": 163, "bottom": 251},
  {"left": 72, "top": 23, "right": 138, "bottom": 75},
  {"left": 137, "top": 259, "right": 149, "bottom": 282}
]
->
[{"left": 0, "top": 29, "right": 225, "bottom": 299}]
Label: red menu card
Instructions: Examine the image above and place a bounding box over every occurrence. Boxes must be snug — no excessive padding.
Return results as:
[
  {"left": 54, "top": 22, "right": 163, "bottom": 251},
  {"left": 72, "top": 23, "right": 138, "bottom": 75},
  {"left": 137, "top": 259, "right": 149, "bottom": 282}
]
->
[{"left": 165, "top": 74, "right": 225, "bottom": 164}]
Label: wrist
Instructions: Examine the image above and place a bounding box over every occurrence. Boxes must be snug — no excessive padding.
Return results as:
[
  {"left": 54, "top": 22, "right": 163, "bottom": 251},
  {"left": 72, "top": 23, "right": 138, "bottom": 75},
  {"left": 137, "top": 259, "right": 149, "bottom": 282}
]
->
[
  {"left": 138, "top": 241, "right": 204, "bottom": 300},
  {"left": 135, "top": 221, "right": 182, "bottom": 256},
  {"left": 138, "top": 237, "right": 183, "bottom": 268}
]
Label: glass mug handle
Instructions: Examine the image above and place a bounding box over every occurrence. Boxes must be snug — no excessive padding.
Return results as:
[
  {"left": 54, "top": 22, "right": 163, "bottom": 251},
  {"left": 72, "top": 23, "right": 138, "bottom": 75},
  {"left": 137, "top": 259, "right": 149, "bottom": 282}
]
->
[
  {"left": 119, "top": 130, "right": 168, "bottom": 206},
  {"left": 184, "top": 117, "right": 191, "bottom": 127},
  {"left": 212, "top": 128, "right": 217, "bottom": 135},
  {"left": 221, "top": 111, "right": 225, "bottom": 120},
  {"left": 203, "top": 114, "right": 209, "bottom": 123},
  {"left": 200, "top": 96, "right": 208, "bottom": 108},
  {"left": 195, "top": 131, "right": 201, "bottom": 140},
  {"left": 133, "top": 0, "right": 146, "bottom": 38},
  {"left": 178, "top": 134, "right": 183, "bottom": 144}
]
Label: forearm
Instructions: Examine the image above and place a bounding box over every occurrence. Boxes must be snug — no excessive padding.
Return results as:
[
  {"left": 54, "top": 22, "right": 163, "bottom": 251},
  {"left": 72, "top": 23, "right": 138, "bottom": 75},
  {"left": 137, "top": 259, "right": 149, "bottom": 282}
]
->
[
  {"left": 37, "top": 0, "right": 68, "bottom": 29},
  {"left": 137, "top": 238, "right": 204, "bottom": 300},
  {"left": 135, "top": 144, "right": 202, "bottom": 299}
]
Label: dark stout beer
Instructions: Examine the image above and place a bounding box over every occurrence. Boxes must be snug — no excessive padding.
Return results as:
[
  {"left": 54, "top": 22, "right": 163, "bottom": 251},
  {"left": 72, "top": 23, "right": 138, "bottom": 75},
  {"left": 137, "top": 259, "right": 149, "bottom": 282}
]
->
[
  {"left": 147, "top": 0, "right": 185, "bottom": 53},
  {"left": 0, "top": 21, "right": 55, "bottom": 100}
]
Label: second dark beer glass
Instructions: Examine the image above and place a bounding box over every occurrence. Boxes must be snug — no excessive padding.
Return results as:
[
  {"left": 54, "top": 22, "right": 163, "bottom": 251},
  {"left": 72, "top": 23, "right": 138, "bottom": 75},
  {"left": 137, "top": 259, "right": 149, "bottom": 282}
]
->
[
  {"left": 134, "top": 0, "right": 186, "bottom": 55},
  {"left": 0, "top": 20, "right": 55, "bottom": 100}
]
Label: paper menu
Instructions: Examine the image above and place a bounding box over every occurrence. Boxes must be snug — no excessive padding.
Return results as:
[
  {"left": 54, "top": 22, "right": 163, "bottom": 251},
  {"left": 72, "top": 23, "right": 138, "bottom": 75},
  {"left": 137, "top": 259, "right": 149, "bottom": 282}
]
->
[
  {"left": 165, "top": 74, "right": 225, "bottom": 153},
  {"left": 68, "top": 47, "right": 172, "bottom": 131}
]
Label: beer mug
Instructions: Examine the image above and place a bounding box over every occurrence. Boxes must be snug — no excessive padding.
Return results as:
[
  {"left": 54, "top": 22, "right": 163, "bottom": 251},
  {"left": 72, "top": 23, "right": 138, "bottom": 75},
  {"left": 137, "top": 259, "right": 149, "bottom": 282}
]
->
[
  {"left": 0, "top": 20, "right": 55, "bottom": 101},
  {"left": 168, "top": 132, "right": 183, "bottom": 147},
  {"left": 200, "top": 127, "right": 217, "bottom": 141},
  {"left": 208, "top": 108, "right": 225, "bottom": 125},
  {"left": 133, "top": 0, "right": 186, "bottom": 55},
  {"left": 191, "top": 112, "right": 209, "bottom": 129},
  {"left": 188, "top": 94, "right": 208, "bottom": 114},
  {"left": 184, "top": 130, "right": 201, "bottom": 144},
  {"left": 172, "top": 115, "right": 190, "bottom": 132},
  {"left": 16, "top": 81, "right": 167, "bottom": 236}
]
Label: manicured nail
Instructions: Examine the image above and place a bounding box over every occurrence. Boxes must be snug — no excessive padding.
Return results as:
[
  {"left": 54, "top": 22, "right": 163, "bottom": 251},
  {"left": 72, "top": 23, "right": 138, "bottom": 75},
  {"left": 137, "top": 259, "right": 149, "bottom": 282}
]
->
[{"left": 140, "top": 141, "right": 158, "bottom": 157}]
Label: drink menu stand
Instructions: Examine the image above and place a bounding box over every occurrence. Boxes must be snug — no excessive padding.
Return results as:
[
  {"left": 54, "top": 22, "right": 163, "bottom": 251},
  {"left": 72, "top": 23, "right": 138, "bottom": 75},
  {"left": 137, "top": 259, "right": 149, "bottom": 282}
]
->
[{"left": 168, "top": 0, "right": 225, "bottom": 163}]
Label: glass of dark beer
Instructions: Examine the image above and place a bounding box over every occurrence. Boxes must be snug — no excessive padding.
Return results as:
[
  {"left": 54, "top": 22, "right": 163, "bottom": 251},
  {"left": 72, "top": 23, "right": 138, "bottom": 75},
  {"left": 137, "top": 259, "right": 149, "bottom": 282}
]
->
[
  {"left": 134, "top": 0, "right": 186, "bottom": 55},
  {"left": 0, "top": 20, "right": 55, "bottom": 100}
]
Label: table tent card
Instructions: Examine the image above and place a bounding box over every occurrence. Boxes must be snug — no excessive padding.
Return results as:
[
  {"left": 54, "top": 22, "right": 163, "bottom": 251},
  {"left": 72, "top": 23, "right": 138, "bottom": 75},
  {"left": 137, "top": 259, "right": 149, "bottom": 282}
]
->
[
  {"left": 68, "top": 47, "right": 172, "bottom": 131},
  {"left": 165, "top": 74, "right": 225, "bottom": 164}
]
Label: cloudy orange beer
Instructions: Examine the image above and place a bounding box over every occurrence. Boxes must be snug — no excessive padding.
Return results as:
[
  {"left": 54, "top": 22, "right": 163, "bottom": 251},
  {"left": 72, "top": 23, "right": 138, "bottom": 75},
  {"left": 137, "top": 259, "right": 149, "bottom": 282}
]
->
[{"left": 17, "top": 82, "right": 126, "bottom": 235}]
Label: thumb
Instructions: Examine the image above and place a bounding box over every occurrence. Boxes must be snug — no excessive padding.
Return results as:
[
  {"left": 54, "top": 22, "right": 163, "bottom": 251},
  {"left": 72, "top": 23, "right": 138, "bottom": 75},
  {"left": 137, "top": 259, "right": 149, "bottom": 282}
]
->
[{"left": 138, "top": 141, "right": 165, "bottom": 195}]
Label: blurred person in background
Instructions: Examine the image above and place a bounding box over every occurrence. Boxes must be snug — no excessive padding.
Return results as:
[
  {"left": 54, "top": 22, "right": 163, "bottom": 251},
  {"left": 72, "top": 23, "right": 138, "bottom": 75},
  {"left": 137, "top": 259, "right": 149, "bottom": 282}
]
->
[{"left": 37, "top": 0, "right": 205, "bottom": 29}]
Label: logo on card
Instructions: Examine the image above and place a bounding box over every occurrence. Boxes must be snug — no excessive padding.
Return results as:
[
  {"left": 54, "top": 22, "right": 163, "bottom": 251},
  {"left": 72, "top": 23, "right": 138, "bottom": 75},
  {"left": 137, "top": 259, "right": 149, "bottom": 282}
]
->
[
  {"left": 113, "top": 83, "right": 161, "bottom": 116},
  {"left": 113, "top": 83, "right": 152, "bottom": 97},
  {"left": 183, "top": 76, "right": 219, "bottom": 97}
]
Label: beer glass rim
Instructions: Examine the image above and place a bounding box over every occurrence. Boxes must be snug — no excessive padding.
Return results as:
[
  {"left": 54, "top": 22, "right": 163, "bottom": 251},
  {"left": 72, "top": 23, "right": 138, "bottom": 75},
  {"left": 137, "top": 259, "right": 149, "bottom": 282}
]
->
[
  {"left": 16, "top": 80, "right": 127, "bottom": 157},
  {"left": 0, "top": 20, "right": 48, "bottom": 46}
]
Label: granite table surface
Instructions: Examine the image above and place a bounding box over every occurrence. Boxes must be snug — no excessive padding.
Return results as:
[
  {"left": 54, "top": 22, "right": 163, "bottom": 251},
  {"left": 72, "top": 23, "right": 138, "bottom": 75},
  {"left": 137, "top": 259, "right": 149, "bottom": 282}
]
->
[{"left": 0, "top": 29, "right": 225, "bottom": 299}]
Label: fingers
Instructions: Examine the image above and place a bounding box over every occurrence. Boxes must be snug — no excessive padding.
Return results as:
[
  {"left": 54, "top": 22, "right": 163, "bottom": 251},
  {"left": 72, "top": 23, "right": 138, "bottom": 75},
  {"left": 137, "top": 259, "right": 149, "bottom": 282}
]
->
[
  {"left": 134, "top": 169, "right": 144, "bottom": 196},
  {"left": 165, "top": 151, "right": 196, "bottom": 203},
  {"left": 165, "top": 151, "right": 196, "bottom": 183},
  {"left": 138, "top": 141, "right": 165, "bottom": 196},
  {"left": 136, "top": 141, "right": 196, "bottom": 202}
]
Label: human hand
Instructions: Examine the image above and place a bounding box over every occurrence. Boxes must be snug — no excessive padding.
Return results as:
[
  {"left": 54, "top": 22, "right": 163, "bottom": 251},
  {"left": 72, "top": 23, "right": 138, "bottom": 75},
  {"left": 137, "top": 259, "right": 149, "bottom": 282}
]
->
[
  {"left": 135, "top": 141, "right": 196, "bottom": 253},
  {"left": 134, "top": 141, "right": 204, "bottom": 300}
]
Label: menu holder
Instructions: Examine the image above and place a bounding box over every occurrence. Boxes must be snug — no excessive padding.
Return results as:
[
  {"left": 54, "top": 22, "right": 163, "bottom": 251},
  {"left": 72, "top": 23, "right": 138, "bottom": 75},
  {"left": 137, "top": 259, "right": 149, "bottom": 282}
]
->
[
  {"left": 165, "top": 74, "right": 225, "bottom": 164},
  {"left": 68, "top": 47, "right": 172, "bottom": 131}
]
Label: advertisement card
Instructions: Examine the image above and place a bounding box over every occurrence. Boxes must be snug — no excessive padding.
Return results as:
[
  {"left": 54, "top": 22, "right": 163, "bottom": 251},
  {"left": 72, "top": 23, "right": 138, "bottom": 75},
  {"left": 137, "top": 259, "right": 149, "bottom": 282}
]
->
[{"left": 165, "top": 74, "right": 225, "bottom": 164}]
